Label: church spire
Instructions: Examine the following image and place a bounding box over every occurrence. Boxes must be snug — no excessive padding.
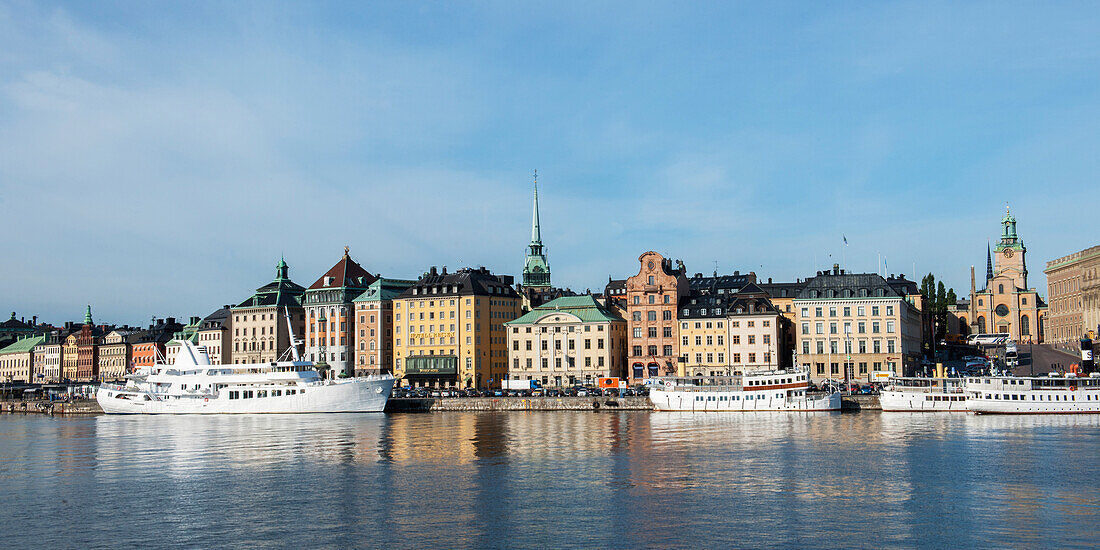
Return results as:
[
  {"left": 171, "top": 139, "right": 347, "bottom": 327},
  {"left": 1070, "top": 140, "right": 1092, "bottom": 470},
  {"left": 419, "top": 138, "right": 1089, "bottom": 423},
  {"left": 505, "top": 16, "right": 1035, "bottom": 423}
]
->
[
  {"left": 522, "top": 170, "right": 551, "bottom": 288},
  {"left": 530, "top": 170, "right": 542, "bottom": 245},
  {"left": 84, "top": 304, "right": 93, "bottom": 326},
  {"left": 986, "top": 243, "right": 994, "bottom": 283}
]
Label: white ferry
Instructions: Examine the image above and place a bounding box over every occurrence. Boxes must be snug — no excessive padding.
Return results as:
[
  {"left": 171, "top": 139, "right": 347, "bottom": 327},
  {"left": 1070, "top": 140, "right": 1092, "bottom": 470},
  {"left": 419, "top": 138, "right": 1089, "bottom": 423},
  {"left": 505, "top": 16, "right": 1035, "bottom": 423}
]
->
[
  {"left": 880, "top": 377, "right": 968, "bottom": 412},
  {"left": 966, "top": 372, "right": 1100, "bottom": 414},
  {"left": 97, "top": 340, "right": 394, "bottom": 415},
  {"left": 650, "top": 367, "right": 841, "bottom": 412}
]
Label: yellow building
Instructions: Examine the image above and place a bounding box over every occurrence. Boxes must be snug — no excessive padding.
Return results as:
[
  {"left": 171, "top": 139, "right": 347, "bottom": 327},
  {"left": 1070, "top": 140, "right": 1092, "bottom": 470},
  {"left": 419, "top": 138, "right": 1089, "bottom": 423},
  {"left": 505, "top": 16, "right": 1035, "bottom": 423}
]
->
[
  {"left": 678, "top": 294, "right": 728, "bottom": 376},
  {"left": 392, "top": 267, "right": 521, "bottom": 389}
]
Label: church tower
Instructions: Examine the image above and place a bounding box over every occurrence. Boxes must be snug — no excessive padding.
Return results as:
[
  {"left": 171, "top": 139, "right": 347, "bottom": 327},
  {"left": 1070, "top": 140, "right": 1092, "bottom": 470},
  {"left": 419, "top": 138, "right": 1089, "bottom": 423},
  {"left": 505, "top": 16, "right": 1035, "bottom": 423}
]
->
[
  {"left": 522, "top": 172, "right": 551, "bottom": 288},
  {"left": 992, "top": 204, "right": 1027, "bottom": 291}
]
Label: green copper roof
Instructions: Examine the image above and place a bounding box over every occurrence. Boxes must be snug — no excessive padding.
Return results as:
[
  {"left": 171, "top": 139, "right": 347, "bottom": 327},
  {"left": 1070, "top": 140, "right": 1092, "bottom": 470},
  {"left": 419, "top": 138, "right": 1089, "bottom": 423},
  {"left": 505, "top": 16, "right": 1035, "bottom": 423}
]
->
[
  {"left": 506, "top": 295, "right": 623, "bottom": 325},
  {"left": 84, "top": 304, "right": 93, "bottom": 326},
  {"left": 353, "top": 278, "right": 417, "bottom": 302},
  {"left": 0, "top": 335, "right": 46, "bottom": 354}
]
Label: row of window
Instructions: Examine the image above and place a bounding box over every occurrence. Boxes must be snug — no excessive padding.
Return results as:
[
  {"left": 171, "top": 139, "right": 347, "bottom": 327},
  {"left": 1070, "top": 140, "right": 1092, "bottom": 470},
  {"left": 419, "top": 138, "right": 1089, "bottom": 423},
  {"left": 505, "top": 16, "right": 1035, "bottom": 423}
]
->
[
  {"left": 513, "top": 356, "right": 610, "bottom": 370},
  {"left": 227, "top": 388, "right": 304, "bottom": 399},
  {"left": 803, "top": 320, "right": 894, "bottom": 335},
  {"left": 812, "top": 362, "right": 896, "bottom": 375},
  {"left": 801, "top": 305, "right": 894, "bottom": 318},
  {"left": 631, "top": 310, "right": 674, "bottom": 322},
  {"left": 513, "top": 325, "right": 606, "bottom": 333},
  {"left": 632, "top": 345, "right": 675, "bottom": 357},
  {"left": 803, "top": 338, "right": 898, "bottom": 354},
  {"left": 513, "top": 339, "right": 608, "bottom": 351}
]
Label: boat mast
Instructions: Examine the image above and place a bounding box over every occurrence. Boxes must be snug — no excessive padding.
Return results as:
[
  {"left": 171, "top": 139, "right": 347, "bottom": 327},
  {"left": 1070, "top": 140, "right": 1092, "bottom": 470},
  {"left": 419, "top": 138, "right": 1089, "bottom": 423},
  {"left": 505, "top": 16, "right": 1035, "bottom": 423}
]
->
[{"left": 284, "top": 306, "right": 302, "bottom": 361}]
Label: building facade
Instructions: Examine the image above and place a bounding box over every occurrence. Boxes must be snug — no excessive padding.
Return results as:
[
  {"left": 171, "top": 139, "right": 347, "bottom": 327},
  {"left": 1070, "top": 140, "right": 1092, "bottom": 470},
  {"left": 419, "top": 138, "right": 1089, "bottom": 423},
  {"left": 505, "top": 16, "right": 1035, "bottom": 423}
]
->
[
  {"left": 0, "top": 313, "right": 37, "bottom": 348},
  {"left": 33, "top": 331, "right": 65, "bottom": 383},
  {"left": 505, "top": 295, "right": 627, "bottom": 387},
  {"left": 678, "top": 293, "right": 729, "bottom": 376},
  {"left": 97, "top": 329, "right": 136, "bottom": 382},
  {"left": 75, "top": 306, "right": 102, "bottom": 382},
  {"left": 353, "top": 278, "right": 415, "bottom": 376},
  {"left": 231, "top": 258, "right": 306, "bottom": 364},
  {"left": 62, "top": 332, "right": 79, "bottom": 381},
  {"left": 196, "top": 307, "right": 232, "bottom": 364},
  {"left": 303, "top": 249, "right": 377, "bottom": 377},
  {"left": 0, "top": 335, "right": 45, "bottom": 383},
  {"left": 1044, "top": 244, "right": 1100, "bottom": 345},
  {"left": 392, "top": 267, "right": 521, "bottom": 389},
  {"left": 969, "top": 206, "right": 1045, "bottom": 343},
  {"left": 727, "top": 288, "right": 787, "bottom": 373},
  {"left": 132, "top": 318, "right": 184, "bottom": 369},
  {"left": 793, "top": 266, "right": 924, "bottom": 382},
  {"left": 624, "top": 252, "right": 690, "bottom": 383}
]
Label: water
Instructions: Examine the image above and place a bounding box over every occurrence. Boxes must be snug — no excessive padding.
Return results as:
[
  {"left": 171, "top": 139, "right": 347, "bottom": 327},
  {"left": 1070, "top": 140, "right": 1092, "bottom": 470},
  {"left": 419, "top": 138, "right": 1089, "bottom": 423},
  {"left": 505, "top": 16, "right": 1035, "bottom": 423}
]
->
[{"left": 2, "top": 412, "right": 1098, "bottom": 549}]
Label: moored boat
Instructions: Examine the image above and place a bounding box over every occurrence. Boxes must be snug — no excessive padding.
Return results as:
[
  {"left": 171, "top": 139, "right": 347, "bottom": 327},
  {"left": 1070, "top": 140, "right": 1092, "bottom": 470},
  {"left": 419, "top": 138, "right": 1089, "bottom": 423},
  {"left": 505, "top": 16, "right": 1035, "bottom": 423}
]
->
[
  {"left": 966, "top": 372, "right": 1100, "bottom": 414},
  {"left": 649, "top": 367, "right": 841, "bottom": 412},
  {"left": 880, "top": 377, "right": 968, "bottom": 412}
]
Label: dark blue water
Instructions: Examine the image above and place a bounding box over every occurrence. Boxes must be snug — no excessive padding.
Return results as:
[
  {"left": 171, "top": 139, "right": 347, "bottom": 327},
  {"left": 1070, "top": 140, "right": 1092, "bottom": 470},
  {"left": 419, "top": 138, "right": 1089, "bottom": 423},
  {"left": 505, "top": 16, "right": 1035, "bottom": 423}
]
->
[{"left": 2, "top": 412, "right": 1098, "bottom": 549}]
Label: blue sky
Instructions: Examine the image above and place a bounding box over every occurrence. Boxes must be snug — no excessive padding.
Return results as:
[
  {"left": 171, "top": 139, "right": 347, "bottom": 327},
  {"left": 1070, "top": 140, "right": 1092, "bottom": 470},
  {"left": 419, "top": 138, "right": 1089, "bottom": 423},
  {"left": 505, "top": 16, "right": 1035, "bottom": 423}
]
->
[{"left": 1, "top": 1, "right": 1098, "bottom": 325}]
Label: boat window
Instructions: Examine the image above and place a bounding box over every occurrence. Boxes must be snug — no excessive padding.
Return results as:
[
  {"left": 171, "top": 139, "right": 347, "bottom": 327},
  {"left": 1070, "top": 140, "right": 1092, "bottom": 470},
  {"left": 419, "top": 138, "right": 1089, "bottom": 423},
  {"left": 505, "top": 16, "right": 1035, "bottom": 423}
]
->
[{"left": 229, "top": 391, "right": 239, "bottom": 399}]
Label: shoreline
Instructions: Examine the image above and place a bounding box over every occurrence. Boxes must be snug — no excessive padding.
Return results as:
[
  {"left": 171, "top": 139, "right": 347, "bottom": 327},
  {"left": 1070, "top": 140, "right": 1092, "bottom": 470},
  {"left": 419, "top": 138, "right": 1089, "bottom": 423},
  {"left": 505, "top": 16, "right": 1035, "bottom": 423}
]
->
[{"left": 2, "top": 394, "right": 881, "bottom": 415}]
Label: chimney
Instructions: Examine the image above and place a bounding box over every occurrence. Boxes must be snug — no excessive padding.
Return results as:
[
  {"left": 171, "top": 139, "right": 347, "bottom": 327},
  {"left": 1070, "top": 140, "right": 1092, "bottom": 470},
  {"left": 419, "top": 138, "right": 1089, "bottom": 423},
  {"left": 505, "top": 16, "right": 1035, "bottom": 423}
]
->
[
  {"left": 768, "top": 277, "right": 773, "bottom": 284},
  {"left": 833, "top": 264, "right": 840, "bottom": 275},
  {"left": 32, "top": 316, "right": 37, "bottom": 325}
]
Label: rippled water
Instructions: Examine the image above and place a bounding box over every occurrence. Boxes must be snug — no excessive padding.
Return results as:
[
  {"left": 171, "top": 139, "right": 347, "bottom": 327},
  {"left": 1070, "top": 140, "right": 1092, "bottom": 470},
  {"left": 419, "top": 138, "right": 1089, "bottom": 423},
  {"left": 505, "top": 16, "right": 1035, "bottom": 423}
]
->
[{"left": 2, "top": 411, "right": 1098, "bottom": 549}]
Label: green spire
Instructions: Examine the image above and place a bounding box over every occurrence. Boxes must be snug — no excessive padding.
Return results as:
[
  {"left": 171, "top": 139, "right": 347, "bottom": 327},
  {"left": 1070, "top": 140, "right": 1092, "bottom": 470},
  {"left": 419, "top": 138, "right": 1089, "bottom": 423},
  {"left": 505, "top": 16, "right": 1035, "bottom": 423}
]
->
[
  {"left": 276, "top": 256, "right": 289, "bottom": 281},
  {"left": 523, "top": 170, "right": 551, "bottom": 288},
  {"left": 84, "top": 304, "right": 93, "bottom": 326},
  {"left": 1001, "top": 203, "right": 1017, "bottom": 241}
]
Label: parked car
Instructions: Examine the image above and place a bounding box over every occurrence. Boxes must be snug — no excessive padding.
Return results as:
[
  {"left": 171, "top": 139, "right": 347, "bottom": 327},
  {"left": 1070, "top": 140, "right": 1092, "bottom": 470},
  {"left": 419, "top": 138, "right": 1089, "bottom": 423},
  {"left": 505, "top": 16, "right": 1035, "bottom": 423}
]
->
[
  {"left": 546, "top": 389, "right": 561, "bottom": 397},
  {"left": 858, "top": 385, "right": 875, "bottom": 395},
  {"left": 575, "top": 388, "right": 590, "bottom": 397}
]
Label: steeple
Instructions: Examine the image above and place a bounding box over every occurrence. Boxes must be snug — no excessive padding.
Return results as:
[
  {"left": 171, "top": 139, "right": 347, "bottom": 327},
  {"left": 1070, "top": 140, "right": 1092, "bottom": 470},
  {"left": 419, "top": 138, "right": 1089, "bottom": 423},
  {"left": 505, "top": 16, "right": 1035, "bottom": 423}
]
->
[
  {"left": 276, "top": 256, "right": 289, "bottom": 281},
  {"left": 84, "top": 304, "right": 93, "bottom": 326},
  {"left": 986, "top": 243, "right": 994, "bottom": 283},
  {"left": 530, "top": 172, "right": 542, "bottom": 246},
  {"left": 522, "top": 170, "right": 551, "bottom": 288},
  {"left": 1001, "top": 202, "right": 1018, "bottom": 243}
]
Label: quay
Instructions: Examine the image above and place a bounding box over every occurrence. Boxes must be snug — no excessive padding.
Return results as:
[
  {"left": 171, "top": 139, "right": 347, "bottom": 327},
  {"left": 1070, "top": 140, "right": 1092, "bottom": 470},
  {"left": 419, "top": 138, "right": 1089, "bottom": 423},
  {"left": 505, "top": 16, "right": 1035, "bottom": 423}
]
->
[
  {"left": 2, "top": 395, "right": 880, "bottom": 414},
  {"left": 1, "top": 399, "right": 103, "bottom": 415}
]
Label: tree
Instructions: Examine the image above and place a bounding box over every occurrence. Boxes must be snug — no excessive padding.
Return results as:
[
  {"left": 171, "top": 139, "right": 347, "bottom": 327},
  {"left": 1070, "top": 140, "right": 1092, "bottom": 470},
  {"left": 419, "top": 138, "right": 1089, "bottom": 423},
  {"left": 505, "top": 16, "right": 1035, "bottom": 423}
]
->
[{"left": 946, "top": 288, "right": 957, "bottom": 306}]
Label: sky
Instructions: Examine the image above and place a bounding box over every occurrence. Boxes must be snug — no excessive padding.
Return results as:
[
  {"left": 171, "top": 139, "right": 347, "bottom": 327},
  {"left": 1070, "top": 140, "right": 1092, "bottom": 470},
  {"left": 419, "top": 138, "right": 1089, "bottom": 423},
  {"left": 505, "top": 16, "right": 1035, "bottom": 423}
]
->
[{"left": 1, "top": 1, "right": 1098, "bottom": 326}]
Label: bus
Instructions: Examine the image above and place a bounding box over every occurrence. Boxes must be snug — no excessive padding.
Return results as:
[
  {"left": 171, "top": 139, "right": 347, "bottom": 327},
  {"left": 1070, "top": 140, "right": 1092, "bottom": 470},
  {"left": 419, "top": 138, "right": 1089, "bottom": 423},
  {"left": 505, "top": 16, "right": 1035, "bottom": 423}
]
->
[{"left": 967, "top": 333, "right": 1010, "bottom": 346}]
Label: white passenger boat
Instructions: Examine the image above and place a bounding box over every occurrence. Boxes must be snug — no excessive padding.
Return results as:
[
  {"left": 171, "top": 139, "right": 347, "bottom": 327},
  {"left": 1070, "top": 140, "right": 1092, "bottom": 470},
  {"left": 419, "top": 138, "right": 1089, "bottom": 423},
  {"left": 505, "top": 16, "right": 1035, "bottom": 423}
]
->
[
  {"left": 966, "top": 372, "right": 1100, "bottom": 414},
  {"left": 650, "top": 367, "right": 841, "bottom": 412},
  {"left": 880, "top": 377, "right": 968, "bottom": 412},
  {"left": 97, "top": 312, "right": 394, "bottom": 414}
]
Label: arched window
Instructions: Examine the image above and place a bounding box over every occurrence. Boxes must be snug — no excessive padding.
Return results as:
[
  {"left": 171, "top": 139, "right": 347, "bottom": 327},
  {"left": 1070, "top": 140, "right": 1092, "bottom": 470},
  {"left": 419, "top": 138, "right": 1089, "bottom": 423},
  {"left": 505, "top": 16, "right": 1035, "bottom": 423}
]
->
[
  {"left": 998, "top": 284, "right": 1004, "bottom": 294},
  {"left": 1021, "top": 315, "right": 1030, "bottom": 336},
  {"left": 977, "top": 316, "right": 986, "bottom": 334}
]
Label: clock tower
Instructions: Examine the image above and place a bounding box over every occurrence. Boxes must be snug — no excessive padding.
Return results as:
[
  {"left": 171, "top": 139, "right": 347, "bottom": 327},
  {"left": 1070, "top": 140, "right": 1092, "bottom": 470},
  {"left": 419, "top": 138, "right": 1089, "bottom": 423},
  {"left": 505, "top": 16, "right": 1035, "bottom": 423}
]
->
[{"left": 992, "top": 204, "right": 1027, "bottom": 291}]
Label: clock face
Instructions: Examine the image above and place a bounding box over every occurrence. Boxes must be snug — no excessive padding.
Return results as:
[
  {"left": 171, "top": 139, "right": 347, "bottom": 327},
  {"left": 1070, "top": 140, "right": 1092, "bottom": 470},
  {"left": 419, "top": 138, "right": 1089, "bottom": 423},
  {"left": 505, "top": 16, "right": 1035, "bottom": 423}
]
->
[{"left": 1003, "top": 249, "right": 1013, "bottom": 258}]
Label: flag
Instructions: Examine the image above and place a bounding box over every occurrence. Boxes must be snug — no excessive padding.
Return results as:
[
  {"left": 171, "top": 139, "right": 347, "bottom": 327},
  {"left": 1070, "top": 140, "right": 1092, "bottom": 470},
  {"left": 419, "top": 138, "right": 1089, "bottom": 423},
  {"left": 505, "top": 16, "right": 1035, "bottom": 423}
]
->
[{"left": 843, "top": 236, "right": 848, "bottom": 246}]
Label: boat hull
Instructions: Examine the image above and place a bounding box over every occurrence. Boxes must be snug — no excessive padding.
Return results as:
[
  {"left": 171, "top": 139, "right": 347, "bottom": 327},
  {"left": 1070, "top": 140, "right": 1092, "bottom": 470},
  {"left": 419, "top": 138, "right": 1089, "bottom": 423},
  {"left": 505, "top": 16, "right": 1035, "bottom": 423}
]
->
[
  {"left": 880, "top": 391, "right": 968, "bottom": 412},
  {"left": 97, "top": 376, "right": 394, "bottom": 414},
  {"left": 650, "top": 390, "right": 841, "bottom": 412}
]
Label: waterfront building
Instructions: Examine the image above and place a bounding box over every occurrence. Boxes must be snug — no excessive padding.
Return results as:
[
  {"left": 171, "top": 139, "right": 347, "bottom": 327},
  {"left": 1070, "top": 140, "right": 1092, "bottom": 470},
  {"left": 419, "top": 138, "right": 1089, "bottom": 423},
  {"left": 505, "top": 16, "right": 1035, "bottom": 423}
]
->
[
  {"left": 97, "top": 329, "right": 137, "bottom": 382},
  {"left": 352, "top": 278, "right": 415, "bottom": 376},
  {"left": 303, "top": 248, "right": 377, "bottom": 377},
  {"left": 32, "top": 331, "right": 65, "bottom": 383},
  {"left": 726, "top": 286, "right": 787, "bottom": 372},
  {"left": 392, "top": 266, "right": 521, "bottom": 389},
  {"left": 678, "top": 293, "right": 729, "bottom": 376},
  {"left": 165, "top": 317, "right": 202, "bottom": 362},
  {"left": 946, "top": 298, "right": 971, "bottom": 336},
  {"left": 968, "top": 206, "right": 1046, "bottom": 343},
  {"left": 623, "top": 252, "right": 691, "bottom": 383},
  {"left": 196, "top": 306, "right": 232, "bottom": 365},
  {"left": 75, "top": 306, "right": 103, "bottom": 381},
  {"left": 793, "top": 266, "right": 924, "bottom": 382},
  {"left": 0, "top": 335, "right": 45, "bottom": 383},
  {"left": 132, "top": 318, "right": 184, "bottom": 369},
  {"left": 505, "top": 295, "right": 628, "bottom": 387},
  {"left": 231, "top": 258, "right": 306, "bottom": 364},
  {"left": 62, "top": 331, "right": 79, "bottom": 381},
  {"left": 1044, "top": 244, "right": 1100, "bottom": 345},
  {"left": 0, "top": 313, "right": 37, "bottom": 348}
]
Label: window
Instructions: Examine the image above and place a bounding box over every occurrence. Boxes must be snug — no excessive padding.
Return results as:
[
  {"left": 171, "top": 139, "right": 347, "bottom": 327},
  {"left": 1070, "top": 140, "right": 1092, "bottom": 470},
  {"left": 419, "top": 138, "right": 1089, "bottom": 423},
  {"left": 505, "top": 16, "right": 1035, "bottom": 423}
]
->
[
  {"left": 633, "top": 328, "right": 642, "bottom": 338},
  {"left": 829, "top": 307, "right": 837, "bottom": 317},
  {"left": 816, "top": 341, "right": 824, "bottom": 354},
  {"left": 873, "top": 340, "right": 882, "bottom": 353},
  {"left": 662, "top": 310, "right": 672, "bottom": 320},
  {"left": 732, "top": 335, "right": 740, "bottom": 345},
  {"left": 816, "top": 322, "right": 824, "bottom": 334},
  {"left": 872, "top": 322, "right": 880, "bottom": 333},
  {"left": 647, "top": 311, "right": 657, "bottom": 321},
  {"left": 857, "top": 306, "right": 866, "bottom": 316},
  {"left": 748, "top": 335, "right": 756, "bottom": 345},
  {"left": 648, "top": 327, "right": 657, "bottom": 338},
  {"left": 802, "top": 323, "right": 809, "bottom": 335},
  {"left": 872, "top": 306, "right": 880, "bottom": 316},
  {"left": 815, "top": 307, "right": 823, "bottom": 317},
  {"left": 802, "top": 341, "right": 810, "bottom": 354},
  {"left": 682, "top": 336, "right": 688, "bottom": 346},
  {"left": 663, "top": 345, "right": 673, "bottom": 356},
  {"left": 886, "top": 321, "right": 895, "bottom": 333},
  {"left": 648, "top": 345, "right": 658, "bottom": 356},
  {"left": 648, "top": 295, "right": 655, "bottom": 304},
  {"left": 663, "top": 327, "right": 672, "bottom": 338},
  {"left": 633, "top": 346, "right": 642, "bottom": 356},
  {"left": 843, "top": 307, "right": 850, "bottom": 316}
]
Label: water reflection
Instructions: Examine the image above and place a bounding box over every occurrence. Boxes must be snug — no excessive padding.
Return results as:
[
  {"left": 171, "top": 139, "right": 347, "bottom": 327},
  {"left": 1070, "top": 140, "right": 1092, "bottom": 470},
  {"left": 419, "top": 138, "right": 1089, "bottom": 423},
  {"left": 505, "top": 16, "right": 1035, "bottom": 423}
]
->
[{"left": 1, "top": 412, "right": 1098, "bottom": 549}]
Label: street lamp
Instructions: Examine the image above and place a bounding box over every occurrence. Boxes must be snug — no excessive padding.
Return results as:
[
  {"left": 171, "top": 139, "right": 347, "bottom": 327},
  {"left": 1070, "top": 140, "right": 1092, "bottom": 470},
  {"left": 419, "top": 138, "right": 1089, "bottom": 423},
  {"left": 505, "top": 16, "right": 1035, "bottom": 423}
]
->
[{"left": 316, "top": 309, "right": 330, "bottom": 379}]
